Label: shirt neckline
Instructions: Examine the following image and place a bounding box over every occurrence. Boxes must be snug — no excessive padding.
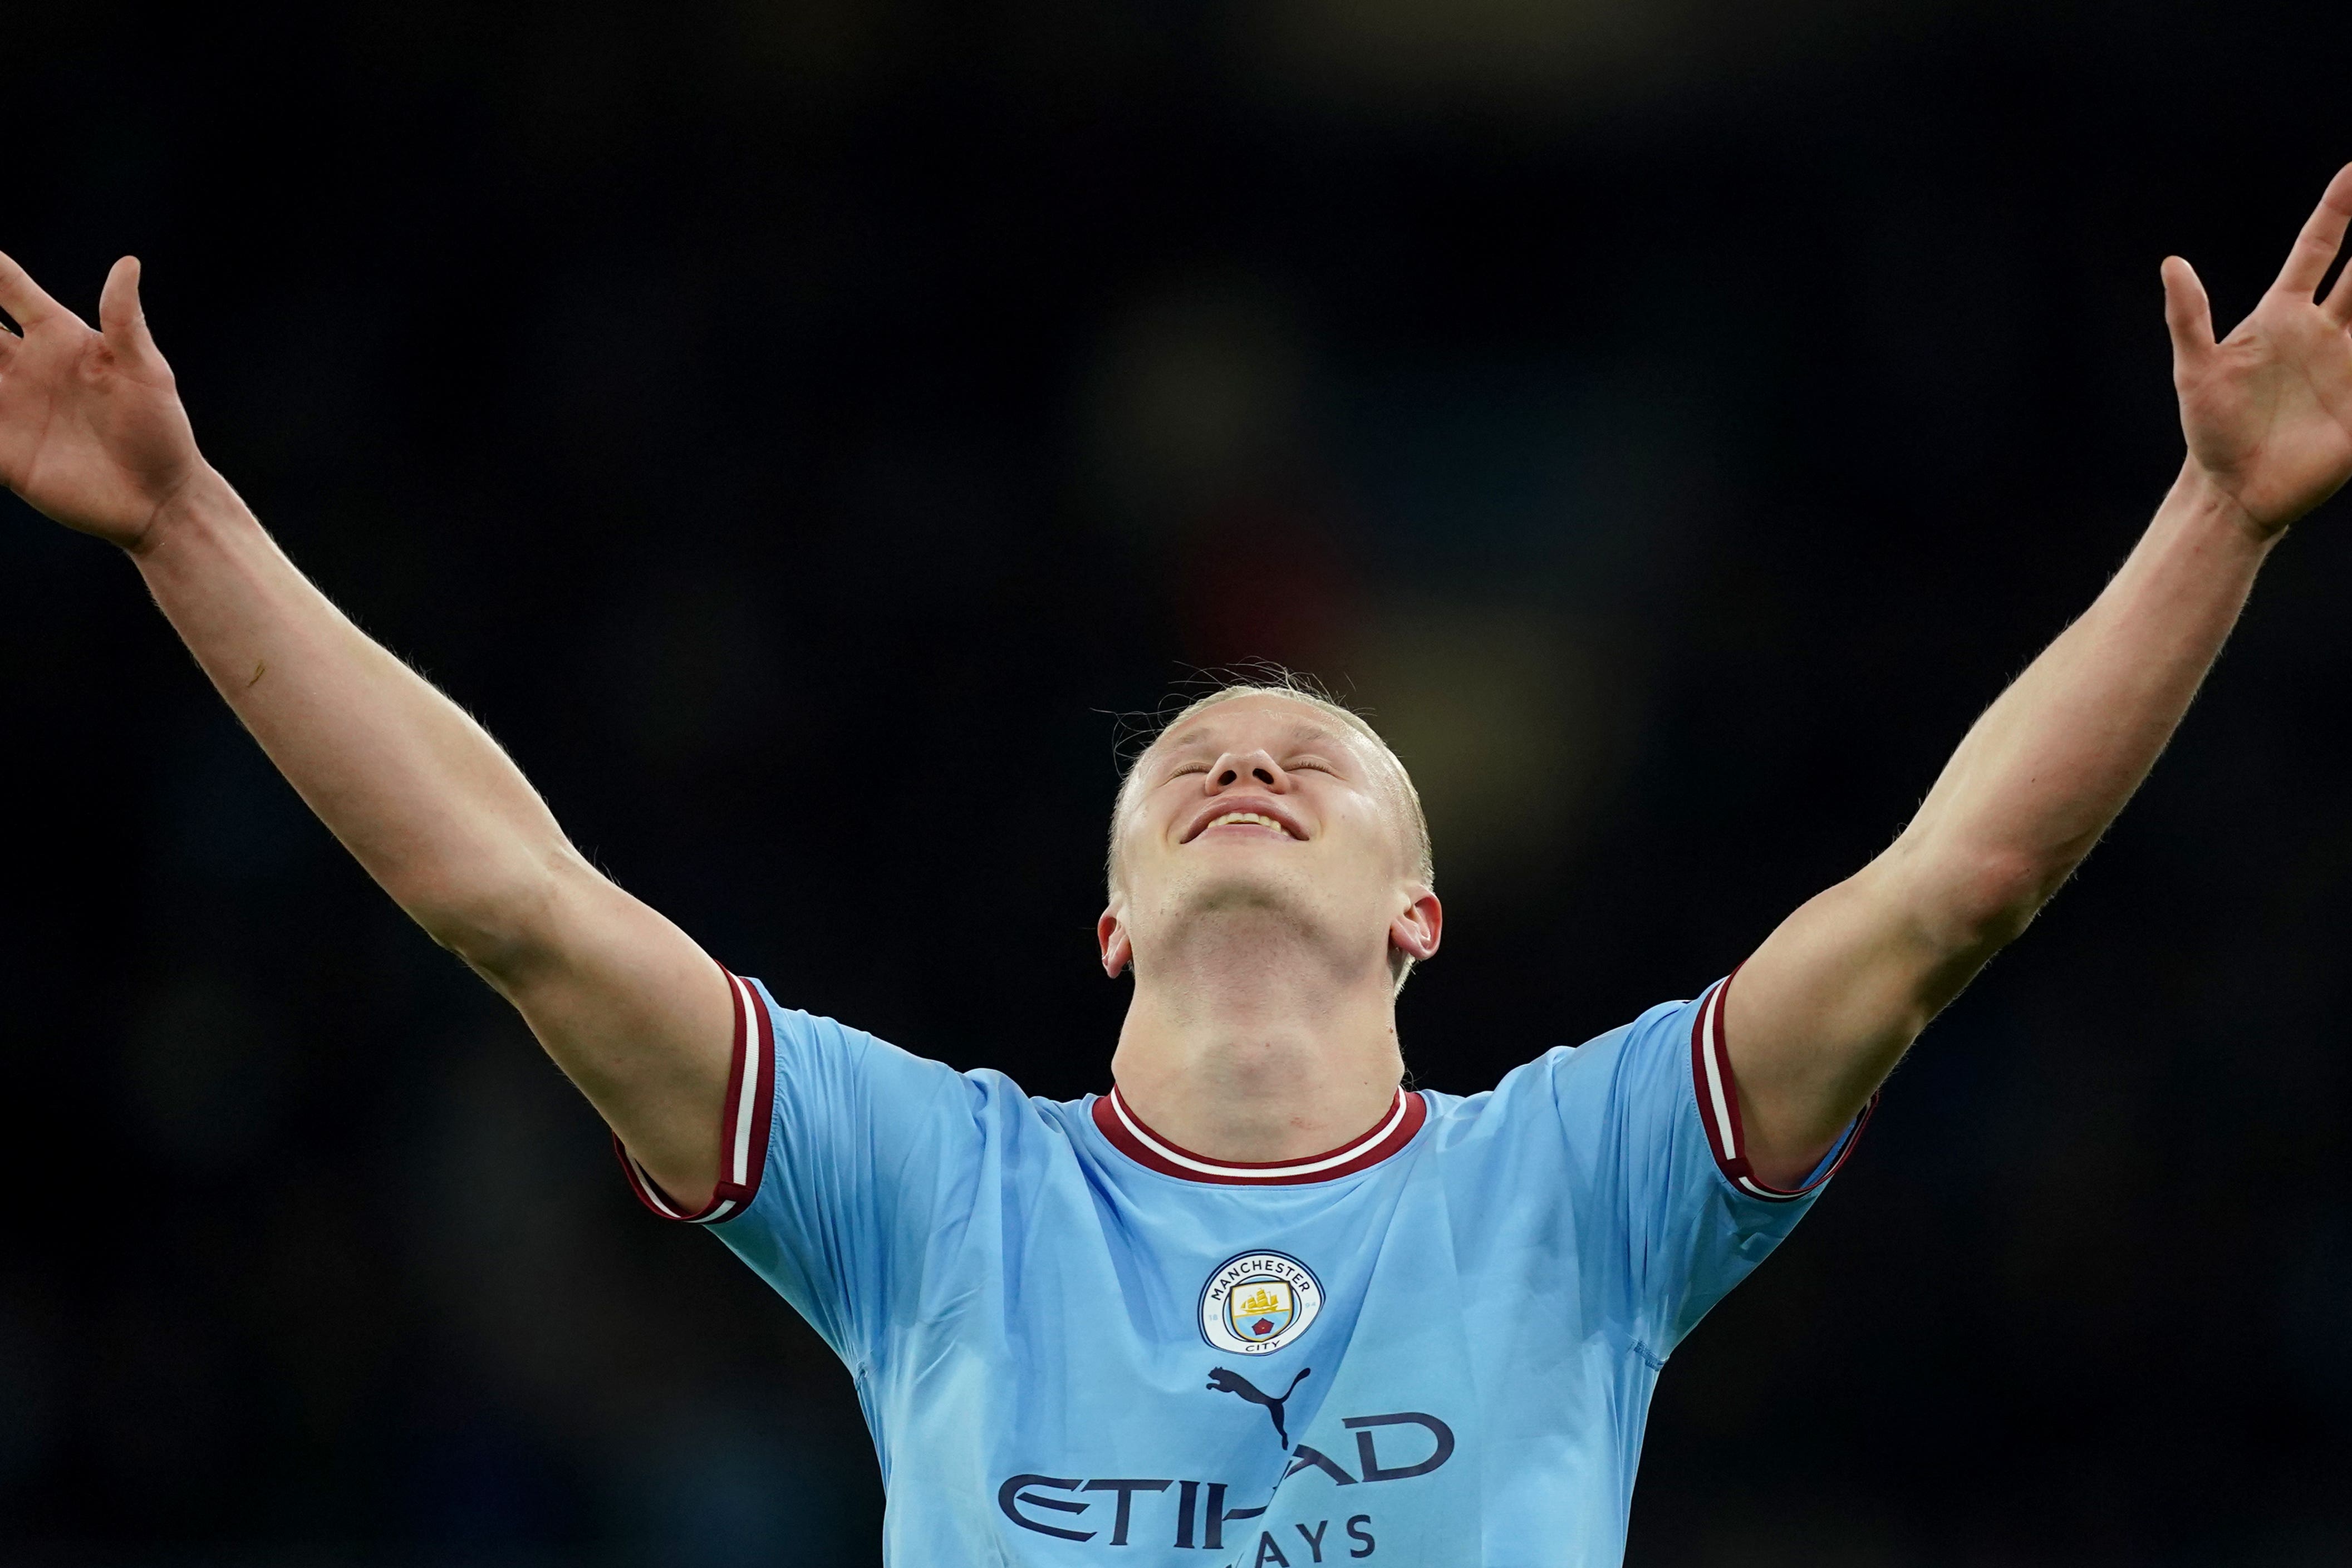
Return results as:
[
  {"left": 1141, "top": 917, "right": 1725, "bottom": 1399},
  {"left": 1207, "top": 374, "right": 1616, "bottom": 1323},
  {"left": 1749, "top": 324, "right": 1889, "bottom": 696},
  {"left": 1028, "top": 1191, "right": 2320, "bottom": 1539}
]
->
[{"left": 1091, "top": 1083, "right": 1427, "bottom": 1185}]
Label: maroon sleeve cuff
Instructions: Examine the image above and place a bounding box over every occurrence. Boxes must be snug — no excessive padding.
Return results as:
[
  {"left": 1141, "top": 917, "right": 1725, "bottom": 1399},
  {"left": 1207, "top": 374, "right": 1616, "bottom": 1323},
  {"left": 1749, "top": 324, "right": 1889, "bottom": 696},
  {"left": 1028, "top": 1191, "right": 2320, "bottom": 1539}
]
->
[
  {"left": 1690, "top": 971, "right": 1874, "bottom": 1203},
  {"left": 613, "top": 967, "right": 776, "bottom": 1224}
]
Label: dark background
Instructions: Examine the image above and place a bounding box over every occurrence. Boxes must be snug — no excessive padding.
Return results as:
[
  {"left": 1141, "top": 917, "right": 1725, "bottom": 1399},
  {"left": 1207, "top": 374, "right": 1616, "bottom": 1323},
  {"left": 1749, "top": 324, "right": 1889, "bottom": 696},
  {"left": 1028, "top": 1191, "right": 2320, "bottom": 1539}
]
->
[{"left": 4, "top": 1, "right": 2350, "bottom": 1562}]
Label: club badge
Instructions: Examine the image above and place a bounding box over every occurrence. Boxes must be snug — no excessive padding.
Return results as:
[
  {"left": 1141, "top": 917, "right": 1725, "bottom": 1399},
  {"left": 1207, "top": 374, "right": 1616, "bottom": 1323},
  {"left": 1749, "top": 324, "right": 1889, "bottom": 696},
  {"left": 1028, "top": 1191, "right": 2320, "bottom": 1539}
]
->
[{"left": 1199, "top": 1251, "right": 1323, "bottom": 1355}]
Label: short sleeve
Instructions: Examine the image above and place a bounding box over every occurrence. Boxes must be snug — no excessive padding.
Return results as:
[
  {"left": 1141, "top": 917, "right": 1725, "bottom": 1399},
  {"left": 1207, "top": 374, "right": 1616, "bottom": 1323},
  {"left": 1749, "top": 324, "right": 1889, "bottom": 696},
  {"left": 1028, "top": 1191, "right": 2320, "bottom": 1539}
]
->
[
  {"left": 612, "top": 972, "right": 985, "bottom": 1368},
  {"left": 1541, "top": 975, "right": 1870, "bottom": 1358}
]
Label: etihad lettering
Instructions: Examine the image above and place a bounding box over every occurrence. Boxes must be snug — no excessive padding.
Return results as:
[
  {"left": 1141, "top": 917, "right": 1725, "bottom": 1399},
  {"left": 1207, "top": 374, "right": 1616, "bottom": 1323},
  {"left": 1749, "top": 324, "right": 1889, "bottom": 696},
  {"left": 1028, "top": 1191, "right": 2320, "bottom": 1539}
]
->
[
  {"left": 1340, "top": 1413, "right": 1453, "bottom": 1482},
  {"left": 997, "top": 1474, "right": 1094, "bottom": 1542},
  {"left": 1281, "top": 1445, "right": 1356, "bottom": 1486},
  {"left": 1085, "top": 1479, "right": 1174, "bottom": 1546},
  {"left": 995, "top": 1410, "right": 1450, "bottom": 1554}
]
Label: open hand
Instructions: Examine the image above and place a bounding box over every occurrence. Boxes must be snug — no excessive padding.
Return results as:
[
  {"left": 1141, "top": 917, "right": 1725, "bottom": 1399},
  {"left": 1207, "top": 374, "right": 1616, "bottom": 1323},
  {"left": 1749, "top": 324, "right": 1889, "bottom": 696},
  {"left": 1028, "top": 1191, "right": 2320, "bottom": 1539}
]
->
[
  {"left": 2164, "top": 164, "right": 2352, "bottom": 537},
  {"left": 0, "top": 253, "right": 208, "bottom": 552}
]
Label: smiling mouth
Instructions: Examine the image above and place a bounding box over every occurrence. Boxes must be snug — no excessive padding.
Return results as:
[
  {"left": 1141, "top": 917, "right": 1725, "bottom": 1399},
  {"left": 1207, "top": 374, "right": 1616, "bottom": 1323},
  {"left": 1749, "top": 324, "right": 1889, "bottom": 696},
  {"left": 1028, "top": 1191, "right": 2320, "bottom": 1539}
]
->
[{"left": 1199, "top": 811, "right": 1300, "bottom": 839}]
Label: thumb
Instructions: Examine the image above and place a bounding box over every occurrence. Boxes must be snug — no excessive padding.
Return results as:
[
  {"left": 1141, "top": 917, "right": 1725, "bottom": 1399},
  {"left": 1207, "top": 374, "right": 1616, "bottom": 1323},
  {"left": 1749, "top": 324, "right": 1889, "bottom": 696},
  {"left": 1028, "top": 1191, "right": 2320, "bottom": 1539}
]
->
[
  {"left": 99, "top": 255, "right": 162, "bottom": 365},
  {"left": 2160, "top": 255, "right": 2215, "bottom": 370}
]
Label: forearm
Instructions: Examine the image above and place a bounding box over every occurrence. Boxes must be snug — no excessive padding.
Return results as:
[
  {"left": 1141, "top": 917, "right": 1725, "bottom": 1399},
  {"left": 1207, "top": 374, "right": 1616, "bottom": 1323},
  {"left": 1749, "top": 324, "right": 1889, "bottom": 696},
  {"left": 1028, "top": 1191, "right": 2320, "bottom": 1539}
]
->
[
  {"left": 1731, "top": 464, "right": 2276, "bottom": 1173},
  {"left": 1894, "top": 461, "right": 2274, "bottom": 940},
  {"left": 1718, "top": 166, "right": 2352, "bottom": 1188},
  {"left": 0, "top": 248, "right": 738, "bottom": 1202},
  {"left": 132, "top": 468, "right": 582, "bottom": 970}
]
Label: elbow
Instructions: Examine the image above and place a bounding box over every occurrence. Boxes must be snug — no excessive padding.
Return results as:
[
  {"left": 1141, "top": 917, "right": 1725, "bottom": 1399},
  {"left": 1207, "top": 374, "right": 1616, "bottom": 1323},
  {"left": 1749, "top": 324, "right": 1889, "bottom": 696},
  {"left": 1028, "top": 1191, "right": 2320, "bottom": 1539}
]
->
[
  {"left": 1915, "top": 844, "right": 2079, "bottom": 955},
  {"left": 404, "top": 852, "right": 580, "bottom": 983}
]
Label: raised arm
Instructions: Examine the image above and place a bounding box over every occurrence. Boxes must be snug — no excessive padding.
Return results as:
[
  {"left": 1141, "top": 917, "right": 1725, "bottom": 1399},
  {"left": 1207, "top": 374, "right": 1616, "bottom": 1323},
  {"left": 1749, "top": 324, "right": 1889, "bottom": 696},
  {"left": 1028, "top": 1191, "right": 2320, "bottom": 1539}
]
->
[
  {"left": 0, "top": 253, "right": 735, "bottom": 1208},
  {"left": 1726, "top": 165, "right": 2352, "bottom": 1186}
]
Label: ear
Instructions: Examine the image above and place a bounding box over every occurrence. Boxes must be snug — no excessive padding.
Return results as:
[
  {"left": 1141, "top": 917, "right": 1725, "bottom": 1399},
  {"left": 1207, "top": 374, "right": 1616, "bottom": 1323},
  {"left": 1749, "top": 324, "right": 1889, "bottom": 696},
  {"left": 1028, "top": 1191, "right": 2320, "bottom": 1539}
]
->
[
  {"left": 1389, "top": 889, "right": 1442, "bottom": 964},
  {"left": 1097, "top": 905, "right": 1132, "bottom": 979}
]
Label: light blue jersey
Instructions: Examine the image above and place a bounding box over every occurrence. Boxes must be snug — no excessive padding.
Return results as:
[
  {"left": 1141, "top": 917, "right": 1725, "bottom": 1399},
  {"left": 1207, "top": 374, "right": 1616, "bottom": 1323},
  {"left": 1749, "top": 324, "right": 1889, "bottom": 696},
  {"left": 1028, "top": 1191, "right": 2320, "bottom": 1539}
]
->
[{"left": 616, "top": 972, "right": 1864, "bottom": 1566}]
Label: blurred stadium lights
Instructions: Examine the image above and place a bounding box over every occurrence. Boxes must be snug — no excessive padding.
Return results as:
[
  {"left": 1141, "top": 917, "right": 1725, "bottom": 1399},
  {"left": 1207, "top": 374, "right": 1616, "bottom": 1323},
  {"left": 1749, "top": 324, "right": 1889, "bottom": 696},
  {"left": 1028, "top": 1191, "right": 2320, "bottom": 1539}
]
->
[
  {"left": 1083, "top": 281, "right": 1311, "bottom": 533},
  {"left": 1079, "top": 239, "right": 1729, "bottom": 894},
  {"left": 1226, "top": 0, "right": 1955, "bottom": 114}
]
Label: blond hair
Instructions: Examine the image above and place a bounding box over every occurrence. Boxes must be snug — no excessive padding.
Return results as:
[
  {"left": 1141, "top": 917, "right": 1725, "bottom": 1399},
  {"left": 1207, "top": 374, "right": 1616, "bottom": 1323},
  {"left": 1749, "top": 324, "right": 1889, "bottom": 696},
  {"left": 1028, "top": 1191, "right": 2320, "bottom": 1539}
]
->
[{"left": 1107, "top": 676, "right": 1436, "bottom": 992}]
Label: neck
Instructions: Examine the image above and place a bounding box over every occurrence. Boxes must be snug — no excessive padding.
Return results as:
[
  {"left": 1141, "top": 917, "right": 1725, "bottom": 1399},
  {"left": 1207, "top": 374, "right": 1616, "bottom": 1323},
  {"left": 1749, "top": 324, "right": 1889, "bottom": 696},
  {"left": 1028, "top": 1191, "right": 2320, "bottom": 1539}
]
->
[{"left": 1109, "top": 910, "right": 1405, "bottom": 1163}]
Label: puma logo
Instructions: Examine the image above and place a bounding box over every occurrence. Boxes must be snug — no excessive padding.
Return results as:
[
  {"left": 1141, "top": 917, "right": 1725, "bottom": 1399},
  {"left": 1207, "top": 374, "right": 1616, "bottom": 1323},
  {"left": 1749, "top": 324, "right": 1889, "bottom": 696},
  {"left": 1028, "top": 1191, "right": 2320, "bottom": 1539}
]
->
[{"left": 1206, "top": 1365, "right": 1312, "bottom": 1449}]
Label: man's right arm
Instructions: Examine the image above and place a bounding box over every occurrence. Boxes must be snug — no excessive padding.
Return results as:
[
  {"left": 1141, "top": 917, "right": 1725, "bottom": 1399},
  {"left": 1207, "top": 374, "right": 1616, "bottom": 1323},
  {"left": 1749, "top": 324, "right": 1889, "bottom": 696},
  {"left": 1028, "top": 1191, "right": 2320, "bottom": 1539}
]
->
[{"left": 0, "top": 252, "right": 735, "bottom": 1209}]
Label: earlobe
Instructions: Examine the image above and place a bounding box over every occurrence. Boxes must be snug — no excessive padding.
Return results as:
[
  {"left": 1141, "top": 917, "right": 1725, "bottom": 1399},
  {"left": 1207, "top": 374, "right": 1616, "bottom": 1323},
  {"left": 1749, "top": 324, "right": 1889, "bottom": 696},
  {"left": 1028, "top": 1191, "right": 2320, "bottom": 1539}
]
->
[{"left": 1097, "top": 908, "right": 1132, "bottom": 979}]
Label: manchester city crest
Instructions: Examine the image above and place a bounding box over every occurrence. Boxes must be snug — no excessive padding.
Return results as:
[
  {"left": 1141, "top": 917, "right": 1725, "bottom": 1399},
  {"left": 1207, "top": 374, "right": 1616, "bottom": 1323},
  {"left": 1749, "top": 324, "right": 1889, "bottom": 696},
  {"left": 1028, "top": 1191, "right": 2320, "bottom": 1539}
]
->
[{"left": 1198, "top": 1251, "right": 1323, "bottom": 1355}]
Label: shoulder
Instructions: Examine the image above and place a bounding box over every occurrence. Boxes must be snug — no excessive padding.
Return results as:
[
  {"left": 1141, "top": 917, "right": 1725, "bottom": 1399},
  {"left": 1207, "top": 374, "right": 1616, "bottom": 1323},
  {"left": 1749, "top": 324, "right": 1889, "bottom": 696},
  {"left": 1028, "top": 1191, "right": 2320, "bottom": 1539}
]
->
[
  {"left": 742, "top": 980, "right": 1059, "bottom": 1141},
  {"left": 1428, "top": 995, "right": 1702, "bottom": 1122},
  {"left": 1406, "top": 995, "right": 1716, "bottom": 1196}
]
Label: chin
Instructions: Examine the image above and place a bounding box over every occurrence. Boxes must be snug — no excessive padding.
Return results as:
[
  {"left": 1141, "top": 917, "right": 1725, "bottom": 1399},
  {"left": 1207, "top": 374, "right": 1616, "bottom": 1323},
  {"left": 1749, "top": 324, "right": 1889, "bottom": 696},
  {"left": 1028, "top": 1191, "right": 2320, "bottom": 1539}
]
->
[
  {"left": 1132, "top": 872, "right": 1385, "bottom": 985},
  {"left": 1153, "top": 871, "right": 1355, "bottom": 955},
  {"left": 1172, "top": 866, "right": 1316, "bottom": 918}
]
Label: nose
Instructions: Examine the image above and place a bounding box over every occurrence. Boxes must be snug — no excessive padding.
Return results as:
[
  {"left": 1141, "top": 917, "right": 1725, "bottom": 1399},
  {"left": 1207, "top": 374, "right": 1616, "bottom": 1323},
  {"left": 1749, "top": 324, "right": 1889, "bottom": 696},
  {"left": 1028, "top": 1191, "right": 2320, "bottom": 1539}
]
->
[{"left": 1205, "top": 749, "right": 1289, "bottom": 793}]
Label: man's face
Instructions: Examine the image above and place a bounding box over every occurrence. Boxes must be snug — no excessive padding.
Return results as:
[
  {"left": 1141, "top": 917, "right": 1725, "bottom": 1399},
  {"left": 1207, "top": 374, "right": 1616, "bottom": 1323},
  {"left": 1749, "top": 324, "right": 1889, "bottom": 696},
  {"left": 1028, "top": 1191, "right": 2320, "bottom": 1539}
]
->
[{"left": 1100, "top": 695, "right": 1440, "bottom": 984}]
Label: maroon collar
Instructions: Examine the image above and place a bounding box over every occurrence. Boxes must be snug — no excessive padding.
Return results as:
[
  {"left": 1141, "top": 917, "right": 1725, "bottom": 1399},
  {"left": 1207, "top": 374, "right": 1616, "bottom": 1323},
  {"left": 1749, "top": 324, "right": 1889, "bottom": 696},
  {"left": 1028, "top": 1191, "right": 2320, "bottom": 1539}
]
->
[{"left": 1091, "top": 1084, "right": 1427, "bottom": 1185}]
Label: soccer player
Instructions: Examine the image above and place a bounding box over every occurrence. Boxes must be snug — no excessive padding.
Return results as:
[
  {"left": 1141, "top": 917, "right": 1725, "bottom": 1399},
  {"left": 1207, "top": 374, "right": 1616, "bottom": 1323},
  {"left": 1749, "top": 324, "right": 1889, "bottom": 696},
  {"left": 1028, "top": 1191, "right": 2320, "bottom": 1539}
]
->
[{"left": 4, "top": 168, "right": 2350, "bottom": 1565}]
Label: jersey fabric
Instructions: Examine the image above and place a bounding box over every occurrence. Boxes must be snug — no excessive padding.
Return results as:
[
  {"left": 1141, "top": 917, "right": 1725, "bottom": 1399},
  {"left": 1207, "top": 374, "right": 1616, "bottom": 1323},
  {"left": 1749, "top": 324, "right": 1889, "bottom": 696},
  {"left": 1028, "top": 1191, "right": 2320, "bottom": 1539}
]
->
[{"left": 616, "top": 972, "right": 1867, "bottom": 1566}]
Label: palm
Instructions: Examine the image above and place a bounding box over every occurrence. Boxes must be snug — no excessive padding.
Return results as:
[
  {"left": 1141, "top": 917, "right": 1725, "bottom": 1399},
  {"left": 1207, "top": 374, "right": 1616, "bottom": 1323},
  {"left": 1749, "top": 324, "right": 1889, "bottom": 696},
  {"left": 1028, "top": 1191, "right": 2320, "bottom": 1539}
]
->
[
  {"left": 2166, "top": 165, "right": 2352, "bottom": 534},
  {"left": 0, "top": 254, "right": 204, "bottom": 550}
]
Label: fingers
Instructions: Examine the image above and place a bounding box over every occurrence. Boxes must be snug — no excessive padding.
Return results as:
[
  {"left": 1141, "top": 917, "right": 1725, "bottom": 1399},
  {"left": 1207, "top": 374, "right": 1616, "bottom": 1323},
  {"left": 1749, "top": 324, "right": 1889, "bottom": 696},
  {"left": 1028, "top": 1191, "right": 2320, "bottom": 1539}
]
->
[
  {"left": 2274, "top": 161, "right": 2352, "bottom": 299},
  {"left": 99, "top": 256, "right": 160, "bottom": 363},
  {"left": 2162, "top": 255, "right": 2215, "bottom": 368},
  {"left": 2328, "top": 227, "right": 2352, "bottom": 327},
  {"left": 0, "top": 248, "right": 67, "bottom": 330}
]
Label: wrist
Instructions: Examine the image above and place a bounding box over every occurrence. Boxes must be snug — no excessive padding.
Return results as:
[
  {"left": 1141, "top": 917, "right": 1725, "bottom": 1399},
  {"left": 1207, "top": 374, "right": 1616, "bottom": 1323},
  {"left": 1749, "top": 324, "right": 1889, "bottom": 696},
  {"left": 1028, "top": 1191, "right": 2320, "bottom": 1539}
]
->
[
  {"left": 2168, "top": 459, "right": 2281, "bottom": 554},
  {"left": 127, "top": 464, "right": 248, "bottom": 561}
]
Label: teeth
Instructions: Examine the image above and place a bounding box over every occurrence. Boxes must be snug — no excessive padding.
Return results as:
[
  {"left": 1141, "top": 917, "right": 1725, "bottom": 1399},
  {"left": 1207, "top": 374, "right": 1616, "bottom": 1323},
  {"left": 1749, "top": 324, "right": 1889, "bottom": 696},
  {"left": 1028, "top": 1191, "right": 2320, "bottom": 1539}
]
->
[{"left": 1210, "top": 812, "right": 1285, "bottom": 832}]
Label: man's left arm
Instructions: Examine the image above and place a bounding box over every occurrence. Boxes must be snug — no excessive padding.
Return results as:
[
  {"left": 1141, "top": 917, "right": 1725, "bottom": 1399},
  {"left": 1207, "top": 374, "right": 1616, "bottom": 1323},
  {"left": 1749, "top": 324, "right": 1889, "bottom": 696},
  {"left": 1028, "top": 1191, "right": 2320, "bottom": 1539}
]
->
[{"left": 1729, "top": 165, "right": 2352, "bottom": 1187}]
